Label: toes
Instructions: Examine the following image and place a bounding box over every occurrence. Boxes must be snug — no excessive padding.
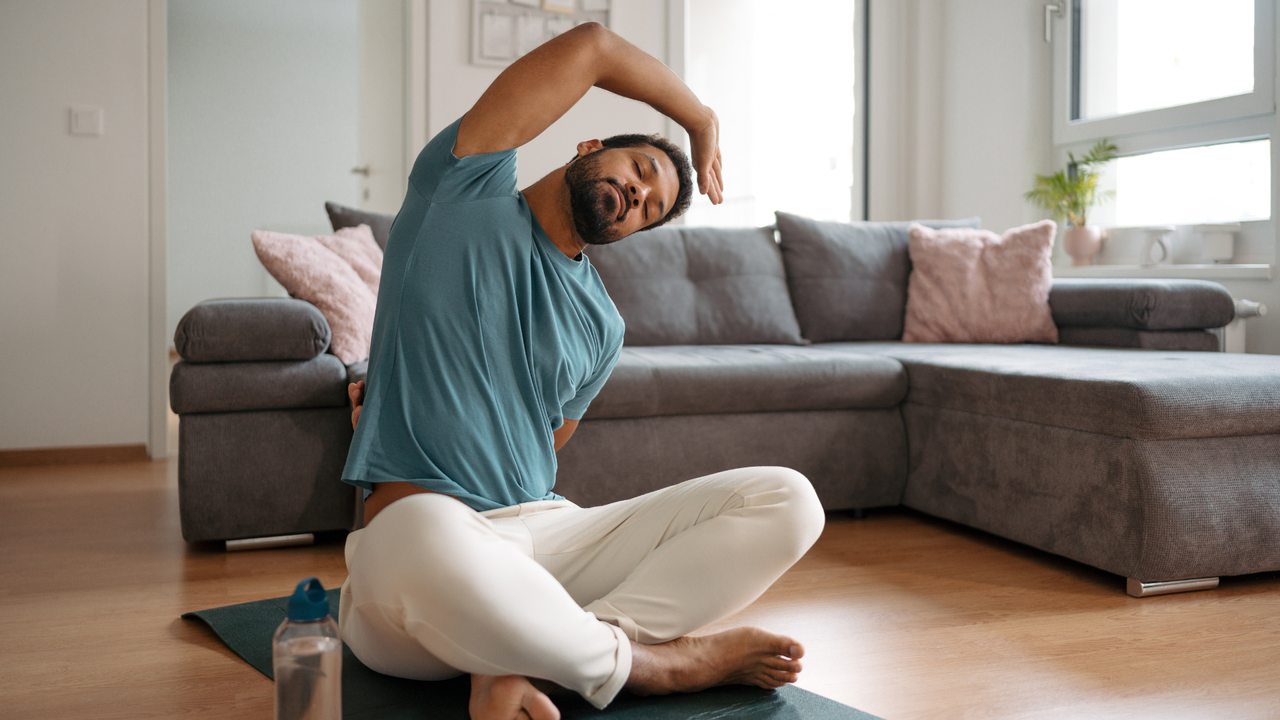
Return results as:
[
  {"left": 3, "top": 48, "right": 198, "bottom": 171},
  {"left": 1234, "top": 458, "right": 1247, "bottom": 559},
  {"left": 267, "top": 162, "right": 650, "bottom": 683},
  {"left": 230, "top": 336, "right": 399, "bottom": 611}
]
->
[
  {"left": 751, "top": 669, "right": 795, "bottom": 690},
  {"left": 522, "top": 687, "right": 560, "bottom": 720},
  {"left": 758, "top": 631, "right": 803, "bottom": 660},
  {"left": 764, "top": 656, "right": 802, "bottom": 673},
  {"left": 765, "top": 668, "right": 798, "bottom": 686}
]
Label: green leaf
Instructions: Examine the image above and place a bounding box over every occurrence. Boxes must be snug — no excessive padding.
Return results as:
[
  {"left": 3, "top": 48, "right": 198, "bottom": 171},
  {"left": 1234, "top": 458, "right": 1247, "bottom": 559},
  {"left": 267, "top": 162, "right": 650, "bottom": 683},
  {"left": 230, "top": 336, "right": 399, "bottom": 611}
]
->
[{"left": 1024, "top": 138, "right": 1116, "bottom": 227}]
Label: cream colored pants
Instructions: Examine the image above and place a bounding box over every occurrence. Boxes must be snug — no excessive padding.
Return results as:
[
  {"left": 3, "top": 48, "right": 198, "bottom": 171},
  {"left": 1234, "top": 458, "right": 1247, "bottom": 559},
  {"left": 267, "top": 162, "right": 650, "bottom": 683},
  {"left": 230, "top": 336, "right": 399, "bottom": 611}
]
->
[{"left": 339, "top": 466, "right": 825, "bottom": 709}]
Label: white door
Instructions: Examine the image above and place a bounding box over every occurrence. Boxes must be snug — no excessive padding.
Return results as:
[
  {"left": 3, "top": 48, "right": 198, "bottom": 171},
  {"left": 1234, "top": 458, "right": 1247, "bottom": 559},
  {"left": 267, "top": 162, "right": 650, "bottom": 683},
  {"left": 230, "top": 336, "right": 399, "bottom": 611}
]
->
[
  {"left": 358, "top": 0, "right": 408, "bottom": 214},
  {"left": 167, "top": 0, "right": 408, "bottom": 342}
]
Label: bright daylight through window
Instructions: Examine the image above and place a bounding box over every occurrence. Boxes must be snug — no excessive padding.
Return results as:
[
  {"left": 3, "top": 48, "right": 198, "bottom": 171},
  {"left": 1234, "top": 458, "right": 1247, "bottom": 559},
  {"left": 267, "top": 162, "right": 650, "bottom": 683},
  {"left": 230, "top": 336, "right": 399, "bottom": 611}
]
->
[
  {"left": 1113, "top": 139, "right": 1271, "bottom": 226},
  {"left": 1068, "top": 0, "right": 1272, "bottom": 228},
  {"left": 684, "top": 0, "right": 856, "bottom": 227},
  {"left": 1078, "top": 0, "right": 1254, "bottom": 120}
]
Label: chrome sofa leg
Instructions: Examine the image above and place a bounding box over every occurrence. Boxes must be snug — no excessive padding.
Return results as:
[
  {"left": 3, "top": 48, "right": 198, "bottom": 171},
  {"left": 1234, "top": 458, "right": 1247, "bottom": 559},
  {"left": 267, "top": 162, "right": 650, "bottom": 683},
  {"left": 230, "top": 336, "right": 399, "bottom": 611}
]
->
[
  {"left": 225, "top": 532, "right": 315, "bottom": 552},
  {"left": 1126, "top": 576, "right": 1219, "bottom": 597}
]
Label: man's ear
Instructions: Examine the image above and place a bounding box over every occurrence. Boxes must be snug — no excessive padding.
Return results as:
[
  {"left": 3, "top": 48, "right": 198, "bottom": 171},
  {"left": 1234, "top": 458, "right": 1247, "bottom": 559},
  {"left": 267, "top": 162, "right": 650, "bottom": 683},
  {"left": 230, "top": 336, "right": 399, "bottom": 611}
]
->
[{"left": 575, "top": 139, "right": 604, "bottom": 157}]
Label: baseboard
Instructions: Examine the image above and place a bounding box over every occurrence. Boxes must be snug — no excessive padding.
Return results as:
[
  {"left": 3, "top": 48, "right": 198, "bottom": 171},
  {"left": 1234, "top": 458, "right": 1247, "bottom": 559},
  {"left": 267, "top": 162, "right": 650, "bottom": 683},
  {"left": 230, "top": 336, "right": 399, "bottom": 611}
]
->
[{"left": 0, "top": 444, "right": 149, "bottom": 468}]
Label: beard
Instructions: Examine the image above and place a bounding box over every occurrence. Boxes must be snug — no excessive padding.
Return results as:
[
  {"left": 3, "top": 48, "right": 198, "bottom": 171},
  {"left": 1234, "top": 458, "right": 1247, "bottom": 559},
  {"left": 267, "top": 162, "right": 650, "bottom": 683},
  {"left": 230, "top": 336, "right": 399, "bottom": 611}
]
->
[{"left": 565, "top": 151, "right": 627, "bottom": 246}]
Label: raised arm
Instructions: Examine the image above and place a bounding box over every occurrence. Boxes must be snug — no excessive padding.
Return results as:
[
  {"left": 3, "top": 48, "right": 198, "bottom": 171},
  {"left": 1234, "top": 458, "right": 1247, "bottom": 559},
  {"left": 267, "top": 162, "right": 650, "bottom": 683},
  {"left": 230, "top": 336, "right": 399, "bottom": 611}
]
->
[{"left": 454, "top": 22, "right": 723, "bottom": 203}]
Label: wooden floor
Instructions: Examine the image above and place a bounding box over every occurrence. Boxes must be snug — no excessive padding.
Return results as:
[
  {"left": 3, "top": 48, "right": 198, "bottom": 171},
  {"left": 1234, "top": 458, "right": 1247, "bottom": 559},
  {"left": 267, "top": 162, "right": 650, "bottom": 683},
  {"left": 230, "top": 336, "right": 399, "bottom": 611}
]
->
[{"left": 2, "top": 441, "right": 1278, "bottom": 718}]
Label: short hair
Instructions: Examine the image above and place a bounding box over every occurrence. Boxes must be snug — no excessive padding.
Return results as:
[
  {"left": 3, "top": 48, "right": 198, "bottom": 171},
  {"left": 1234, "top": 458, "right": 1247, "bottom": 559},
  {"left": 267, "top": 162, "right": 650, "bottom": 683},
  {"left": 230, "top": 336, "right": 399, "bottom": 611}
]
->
[{"left": 597, "top": 134, "right": 694, "bottom": 231}]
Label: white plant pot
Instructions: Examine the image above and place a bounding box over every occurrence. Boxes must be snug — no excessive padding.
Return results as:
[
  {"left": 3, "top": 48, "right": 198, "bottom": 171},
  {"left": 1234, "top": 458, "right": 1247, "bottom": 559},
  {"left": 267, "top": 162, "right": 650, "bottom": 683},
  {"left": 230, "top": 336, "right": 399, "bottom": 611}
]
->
[{"left": 1063, "top": 225, "right": 1104, "bottom": 266}]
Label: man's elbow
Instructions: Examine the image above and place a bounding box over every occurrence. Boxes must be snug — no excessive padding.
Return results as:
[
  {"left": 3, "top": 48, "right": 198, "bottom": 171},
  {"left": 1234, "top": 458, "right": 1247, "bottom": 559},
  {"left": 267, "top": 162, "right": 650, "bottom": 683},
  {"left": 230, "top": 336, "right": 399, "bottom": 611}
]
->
[
  {"left": 560, "top": 20, "right": 612, "bottom": 56},
  {"left": 569, "top": 20, "right": 609, "bottom": 42}
]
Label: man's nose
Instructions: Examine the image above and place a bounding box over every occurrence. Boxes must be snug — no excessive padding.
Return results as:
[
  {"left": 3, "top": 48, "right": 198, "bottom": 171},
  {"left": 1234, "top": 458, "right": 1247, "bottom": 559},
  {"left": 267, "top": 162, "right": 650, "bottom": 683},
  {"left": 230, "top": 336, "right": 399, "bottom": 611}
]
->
[{"left": 627, "top": 183, "right": 647, "bottom": 208}]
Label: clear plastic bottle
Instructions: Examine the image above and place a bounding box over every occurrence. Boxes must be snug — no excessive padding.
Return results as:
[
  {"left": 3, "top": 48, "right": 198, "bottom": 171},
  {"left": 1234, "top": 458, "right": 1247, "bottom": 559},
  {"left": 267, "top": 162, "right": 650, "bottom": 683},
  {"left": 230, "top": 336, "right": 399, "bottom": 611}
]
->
[{"left": 273, "top": 578, "right": 342, "bottom": 720}]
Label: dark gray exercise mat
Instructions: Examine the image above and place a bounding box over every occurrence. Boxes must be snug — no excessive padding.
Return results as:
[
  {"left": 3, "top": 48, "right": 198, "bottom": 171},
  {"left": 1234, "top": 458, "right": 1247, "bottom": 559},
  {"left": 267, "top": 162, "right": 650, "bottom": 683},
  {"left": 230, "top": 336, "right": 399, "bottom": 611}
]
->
[{"left": 183, "top": 589, "right": 881, "bottom": 720}]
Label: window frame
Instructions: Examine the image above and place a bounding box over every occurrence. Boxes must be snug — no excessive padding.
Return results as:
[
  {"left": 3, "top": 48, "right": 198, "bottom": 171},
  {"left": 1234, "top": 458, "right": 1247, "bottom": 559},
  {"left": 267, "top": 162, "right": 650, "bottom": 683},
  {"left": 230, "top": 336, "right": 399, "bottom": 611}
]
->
[{"left": 1052, "top": 0, "right": 1275, "bottom": 149}]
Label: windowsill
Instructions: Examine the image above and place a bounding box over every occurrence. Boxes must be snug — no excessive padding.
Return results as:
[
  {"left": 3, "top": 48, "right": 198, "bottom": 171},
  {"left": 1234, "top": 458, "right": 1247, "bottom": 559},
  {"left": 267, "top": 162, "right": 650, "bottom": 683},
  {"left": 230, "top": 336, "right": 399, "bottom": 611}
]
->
[{"left": 1053, "top": 263, "right": 1273, "bottom": 280}]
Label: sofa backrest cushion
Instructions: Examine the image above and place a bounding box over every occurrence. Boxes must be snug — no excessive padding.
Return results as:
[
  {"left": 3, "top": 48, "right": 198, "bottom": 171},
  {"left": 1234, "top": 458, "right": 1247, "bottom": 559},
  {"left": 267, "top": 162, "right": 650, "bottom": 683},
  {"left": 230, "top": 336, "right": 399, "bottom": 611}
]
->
[
  {"left": 776, "top": 212, "right": 981, "bottom": 342},
  {"left": 585, "top": 226, "right": 806, "bottom": 346},
  {"left": 325, "top": 201, "right": 395, "bottom": 250}
]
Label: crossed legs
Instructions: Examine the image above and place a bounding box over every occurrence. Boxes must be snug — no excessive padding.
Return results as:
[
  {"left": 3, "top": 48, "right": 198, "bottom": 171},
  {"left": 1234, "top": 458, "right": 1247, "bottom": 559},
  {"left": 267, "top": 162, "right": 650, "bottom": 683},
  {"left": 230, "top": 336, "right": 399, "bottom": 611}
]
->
[{"left": 339, "top": 467, "right": 825, "bottom": 718}]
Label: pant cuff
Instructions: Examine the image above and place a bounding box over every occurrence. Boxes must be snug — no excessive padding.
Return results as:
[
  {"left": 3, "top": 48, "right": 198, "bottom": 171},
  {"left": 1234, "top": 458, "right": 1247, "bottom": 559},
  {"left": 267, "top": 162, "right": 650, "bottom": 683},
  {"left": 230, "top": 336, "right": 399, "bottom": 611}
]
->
[{"left": 583, "top": 622, "right": 631, "bottom": 709}]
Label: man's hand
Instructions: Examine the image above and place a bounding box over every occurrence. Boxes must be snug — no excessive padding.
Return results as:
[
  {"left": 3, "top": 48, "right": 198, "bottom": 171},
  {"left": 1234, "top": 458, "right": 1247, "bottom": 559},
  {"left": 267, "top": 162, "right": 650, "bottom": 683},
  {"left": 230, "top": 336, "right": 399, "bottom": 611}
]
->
[
  {"left": 689, "top": 108, "right": 723, "bottom": 204},
  {"left": 349, "top": 381, "right": 365, "bottom": 430}
]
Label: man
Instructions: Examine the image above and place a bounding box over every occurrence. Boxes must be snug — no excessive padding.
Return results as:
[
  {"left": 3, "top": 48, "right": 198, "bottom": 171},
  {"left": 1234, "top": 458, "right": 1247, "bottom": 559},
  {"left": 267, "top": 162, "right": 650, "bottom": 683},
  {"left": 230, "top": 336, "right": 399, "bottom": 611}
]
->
[{"left": 340, "top": 21, "right": 825, "bottom": 720}]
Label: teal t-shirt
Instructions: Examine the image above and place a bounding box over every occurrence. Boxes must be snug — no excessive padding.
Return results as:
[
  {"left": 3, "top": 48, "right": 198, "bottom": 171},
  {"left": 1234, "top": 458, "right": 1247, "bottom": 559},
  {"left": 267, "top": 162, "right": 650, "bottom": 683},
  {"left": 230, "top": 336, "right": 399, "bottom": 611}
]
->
[{"left": 341, "top": 119, "right": 624, "bottom": 511}]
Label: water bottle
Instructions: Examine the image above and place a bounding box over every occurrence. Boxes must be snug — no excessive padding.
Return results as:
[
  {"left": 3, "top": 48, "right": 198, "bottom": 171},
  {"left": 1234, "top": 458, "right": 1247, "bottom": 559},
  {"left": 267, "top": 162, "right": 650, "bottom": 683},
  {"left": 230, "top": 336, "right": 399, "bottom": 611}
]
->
[{"left": 273, "top": 578, "right": 342, "bottom": 720}]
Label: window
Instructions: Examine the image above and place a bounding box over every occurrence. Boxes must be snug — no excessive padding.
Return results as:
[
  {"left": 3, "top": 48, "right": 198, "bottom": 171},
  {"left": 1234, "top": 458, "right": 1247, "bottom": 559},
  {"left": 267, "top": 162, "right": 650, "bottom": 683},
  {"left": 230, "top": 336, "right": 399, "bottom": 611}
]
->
[
  {"left": 683, "top": 0, "right": 859, "bottom": 227},
  {"left": 1053, "top": 0, "right": 1275, "bottom": 227},
  {"left": 1111, "top": 139, "right": 1271, "bottom": 226},
  {"left": 1075, "top": 0, "right": 1256, "bottom": 121}
]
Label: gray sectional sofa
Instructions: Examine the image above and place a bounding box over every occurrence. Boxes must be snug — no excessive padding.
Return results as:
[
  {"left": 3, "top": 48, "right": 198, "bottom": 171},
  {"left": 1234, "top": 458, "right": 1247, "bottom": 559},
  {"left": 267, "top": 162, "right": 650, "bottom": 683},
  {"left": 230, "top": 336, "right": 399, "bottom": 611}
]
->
[{"left": 170, "top": 208, "right": 1280, "bottom": 597}]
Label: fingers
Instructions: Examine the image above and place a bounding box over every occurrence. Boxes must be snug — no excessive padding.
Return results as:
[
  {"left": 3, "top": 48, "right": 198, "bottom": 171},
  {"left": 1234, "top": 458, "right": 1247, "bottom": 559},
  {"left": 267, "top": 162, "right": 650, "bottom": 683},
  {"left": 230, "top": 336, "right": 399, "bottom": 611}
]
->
[
  {"left": 692, "top": 107, "right": 724, "bottom": 205},
  {"left": 697, "top": 159, "right": 723, "bottom": 205},
  {"left": 712, "top": 160, "right": 723, "bottom": 199},
  {"left": 352, "top": 405, "right": 362, "bottom": 430}
]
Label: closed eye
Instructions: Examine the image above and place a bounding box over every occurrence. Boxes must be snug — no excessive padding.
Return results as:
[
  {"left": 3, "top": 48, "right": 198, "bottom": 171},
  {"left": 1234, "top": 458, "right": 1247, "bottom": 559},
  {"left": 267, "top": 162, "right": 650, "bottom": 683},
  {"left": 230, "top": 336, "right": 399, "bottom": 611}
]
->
[{"left": 634, "top": 161, "right": 648, "bottom": 220}]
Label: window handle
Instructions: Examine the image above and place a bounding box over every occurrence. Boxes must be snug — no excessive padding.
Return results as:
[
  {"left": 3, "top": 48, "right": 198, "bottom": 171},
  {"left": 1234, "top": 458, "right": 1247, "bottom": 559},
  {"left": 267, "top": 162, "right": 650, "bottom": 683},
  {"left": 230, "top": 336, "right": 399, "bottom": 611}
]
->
[{"left": 1045, "top": 3, "right": 1064, "bottom": 43}]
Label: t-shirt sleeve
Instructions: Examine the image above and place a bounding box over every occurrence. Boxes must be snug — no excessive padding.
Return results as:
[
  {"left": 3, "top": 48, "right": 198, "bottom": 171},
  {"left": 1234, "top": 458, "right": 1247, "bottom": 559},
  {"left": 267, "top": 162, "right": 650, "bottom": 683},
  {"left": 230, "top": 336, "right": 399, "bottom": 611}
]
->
[
  {"left": 562, "top": 340, "right": 622, "bottom": 422},
  {"left": 407, "top": 117, "right": 518, "bottom": 204}
]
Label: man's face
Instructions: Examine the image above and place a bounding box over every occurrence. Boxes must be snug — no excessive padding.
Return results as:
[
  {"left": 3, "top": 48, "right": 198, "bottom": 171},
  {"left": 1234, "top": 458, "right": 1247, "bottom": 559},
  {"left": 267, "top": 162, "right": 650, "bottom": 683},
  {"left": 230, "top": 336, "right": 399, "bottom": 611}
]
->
[{"left": 565, "top": 144, "right": 680, "bottom": 246}]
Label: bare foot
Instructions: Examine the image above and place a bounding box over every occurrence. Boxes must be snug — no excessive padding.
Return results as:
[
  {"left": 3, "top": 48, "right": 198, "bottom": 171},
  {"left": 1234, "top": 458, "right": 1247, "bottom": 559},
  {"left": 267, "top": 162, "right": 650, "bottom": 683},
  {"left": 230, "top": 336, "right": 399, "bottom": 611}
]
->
[
  {"left": 469, "top": 674, "right": 560, "bottom": 720},
  {"left": 626, "top": 627, "right": 803, "bottom": 695}
]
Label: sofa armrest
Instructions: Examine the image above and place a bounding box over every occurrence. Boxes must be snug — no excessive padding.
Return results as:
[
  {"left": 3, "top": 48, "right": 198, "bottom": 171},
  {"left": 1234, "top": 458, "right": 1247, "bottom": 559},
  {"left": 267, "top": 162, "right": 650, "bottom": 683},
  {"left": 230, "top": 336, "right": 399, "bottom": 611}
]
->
[
  {"left": 170, "top": 355, "right": 349, "bottom": 414},
  {"left": 174, "top": 298, "right": 331, "bottom": 363},
  {"left": 1048, "top": 279, "right": 1235, "bottom": 331}
]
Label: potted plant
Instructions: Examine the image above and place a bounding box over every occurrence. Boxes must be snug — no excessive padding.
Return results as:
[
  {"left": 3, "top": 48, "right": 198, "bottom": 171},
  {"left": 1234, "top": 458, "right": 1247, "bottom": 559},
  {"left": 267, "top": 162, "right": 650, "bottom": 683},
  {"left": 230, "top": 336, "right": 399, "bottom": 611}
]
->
[{"left": 1025, "top": 139, "right": 1118, "bottom": 266}]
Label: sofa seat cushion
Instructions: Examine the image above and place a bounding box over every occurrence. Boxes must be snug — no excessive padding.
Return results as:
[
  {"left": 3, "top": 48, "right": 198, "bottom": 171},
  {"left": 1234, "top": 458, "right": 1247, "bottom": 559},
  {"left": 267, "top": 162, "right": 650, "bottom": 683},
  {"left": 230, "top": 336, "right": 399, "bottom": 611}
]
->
[
  {"left": 170, "top": 354, "right": 350, "bottom": 414},
  {"left": 816, "top": 342, "right": 1280, "bottom": 440},
  {"left": 584, "top": 345, "right": 907, "bottom": 420}
]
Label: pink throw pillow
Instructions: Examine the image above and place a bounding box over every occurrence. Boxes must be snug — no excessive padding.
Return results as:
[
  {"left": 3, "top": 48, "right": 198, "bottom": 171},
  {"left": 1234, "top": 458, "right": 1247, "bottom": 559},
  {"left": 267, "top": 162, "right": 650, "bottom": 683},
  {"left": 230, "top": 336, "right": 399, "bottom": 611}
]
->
[
  {"left": 318, "top": 224, "right": 383, "bottom": 297},
  {"left": 252, "top": 230, "right": 377, "bottom": 364},
  {"left": 903, "top": 220, "right": 1058, "bottom": 344}
]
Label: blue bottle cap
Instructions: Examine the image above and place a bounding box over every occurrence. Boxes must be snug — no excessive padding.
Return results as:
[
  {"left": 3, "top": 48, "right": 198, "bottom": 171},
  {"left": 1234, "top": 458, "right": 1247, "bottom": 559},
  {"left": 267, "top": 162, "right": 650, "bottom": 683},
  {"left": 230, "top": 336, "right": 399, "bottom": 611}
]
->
[{"left": 286, "top": 577, "right": 330, "bottom": 621}]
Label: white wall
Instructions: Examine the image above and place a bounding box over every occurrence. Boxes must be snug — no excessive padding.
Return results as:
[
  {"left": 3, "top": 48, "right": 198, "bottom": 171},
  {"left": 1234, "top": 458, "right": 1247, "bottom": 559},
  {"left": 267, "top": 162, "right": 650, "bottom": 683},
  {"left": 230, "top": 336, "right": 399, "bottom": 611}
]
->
[
  {"left": 425, "top": 1, "right": 672, "bottom": 189},
  {"left": 0, "top": 0, "right": 152, "bottom": 451},
  {"left": 166, "top": 0, "right": 362, "bottom": 344},
  {"left": 867, "top": 0, "right": 1054, "bottom": 232}
]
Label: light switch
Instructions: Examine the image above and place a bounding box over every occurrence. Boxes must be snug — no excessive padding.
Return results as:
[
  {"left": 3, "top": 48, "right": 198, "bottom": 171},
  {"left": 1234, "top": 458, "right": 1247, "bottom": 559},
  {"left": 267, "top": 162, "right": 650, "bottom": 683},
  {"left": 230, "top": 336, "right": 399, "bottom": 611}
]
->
[{"left": 70, "top": 106, "right": 103, "bottom": 137}]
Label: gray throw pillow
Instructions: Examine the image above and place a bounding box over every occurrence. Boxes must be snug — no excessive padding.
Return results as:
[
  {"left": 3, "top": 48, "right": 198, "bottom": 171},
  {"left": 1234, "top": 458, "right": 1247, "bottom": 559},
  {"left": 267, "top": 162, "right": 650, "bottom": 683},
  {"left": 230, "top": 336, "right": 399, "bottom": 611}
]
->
[
  {"left": 585, "top": 226, "right": 806, "bottom": 346},
  {"left": 325, "top": 201, "right": 395, "bottom": 250},
  {"left": 776, "top": 212, "right": 981, "bottom": 342}
]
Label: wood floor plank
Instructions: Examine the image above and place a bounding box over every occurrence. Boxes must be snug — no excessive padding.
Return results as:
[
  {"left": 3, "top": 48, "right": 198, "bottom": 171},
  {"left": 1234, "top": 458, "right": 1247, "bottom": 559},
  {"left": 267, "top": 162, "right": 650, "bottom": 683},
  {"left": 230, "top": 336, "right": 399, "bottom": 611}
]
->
[{"left": 1, "top": 455, "right": 1277, "bottom": 719}]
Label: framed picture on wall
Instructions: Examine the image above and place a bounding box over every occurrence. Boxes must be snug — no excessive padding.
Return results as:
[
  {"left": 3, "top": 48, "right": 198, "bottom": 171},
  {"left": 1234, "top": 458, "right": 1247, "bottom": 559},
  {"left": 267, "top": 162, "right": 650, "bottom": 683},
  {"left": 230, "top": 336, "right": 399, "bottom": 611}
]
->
[{"left": 471, "top": 0, "right": 610, "bottom": 68}]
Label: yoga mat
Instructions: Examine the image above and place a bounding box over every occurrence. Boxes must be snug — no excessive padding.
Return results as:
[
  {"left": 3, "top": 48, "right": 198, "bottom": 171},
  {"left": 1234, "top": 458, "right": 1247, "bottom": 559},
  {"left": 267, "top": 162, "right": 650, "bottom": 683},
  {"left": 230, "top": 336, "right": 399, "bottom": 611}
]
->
[{"left": 184, "top": 589, "right": 882, "bottom": 720}]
